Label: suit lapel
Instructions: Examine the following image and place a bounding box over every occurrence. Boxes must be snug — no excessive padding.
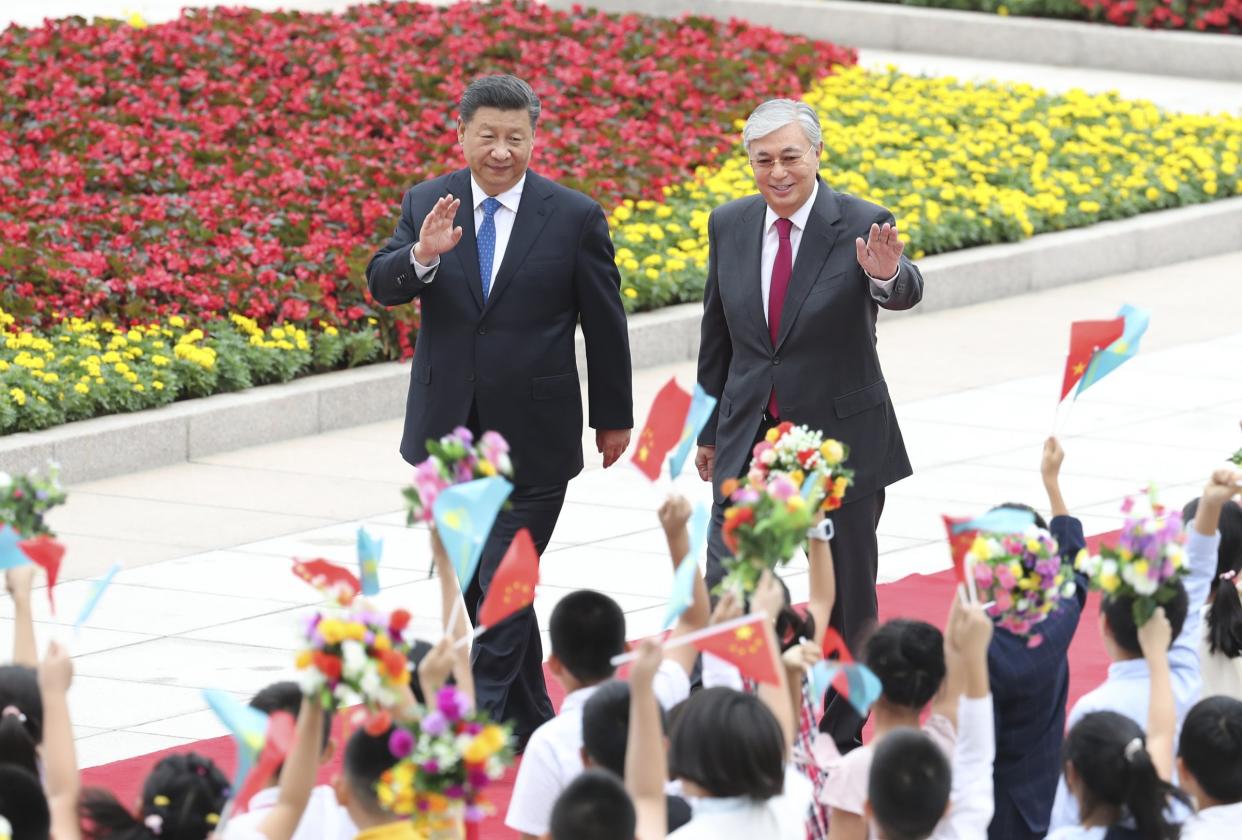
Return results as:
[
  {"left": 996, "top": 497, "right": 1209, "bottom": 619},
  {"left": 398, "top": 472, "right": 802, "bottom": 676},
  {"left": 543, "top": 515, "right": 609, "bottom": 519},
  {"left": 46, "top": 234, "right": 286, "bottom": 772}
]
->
[
  {"left": 737, "top": 197, "right": 769, "bottom": 347},
  {"left": 774, "top": 181, "right": 842, "bottom": 353},
  {"left": 482, "top": 170, "right": 554, "bottom": 314},
  {"left": 448, "top": 169, "right": 484, "bottom": 311}
]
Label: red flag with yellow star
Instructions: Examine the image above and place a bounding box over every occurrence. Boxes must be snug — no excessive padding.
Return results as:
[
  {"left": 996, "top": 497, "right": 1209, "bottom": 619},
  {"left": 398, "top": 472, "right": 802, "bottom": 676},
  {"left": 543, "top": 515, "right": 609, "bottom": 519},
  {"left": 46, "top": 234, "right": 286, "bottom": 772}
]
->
[
  {"left": 1061, "top": 317, "right": 1125, "bottom": 401},
  {"left": 479, "top": 528, "right": 540, "bottom": 628},
  {"left": 630, "top": 377, "right": 692, "bottom": 481},
  {"left": 690, "top": 613, "right": 782, "bottom": 686},
  {"left": 942, "top": 515, "right": 977, "bottom": 588}
]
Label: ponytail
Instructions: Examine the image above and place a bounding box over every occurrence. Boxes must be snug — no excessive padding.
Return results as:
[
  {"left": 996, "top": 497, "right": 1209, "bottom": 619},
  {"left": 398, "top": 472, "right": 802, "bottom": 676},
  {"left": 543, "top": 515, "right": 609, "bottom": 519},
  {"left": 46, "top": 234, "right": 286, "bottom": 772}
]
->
[
  {"left": 82, "top": 753, "right": 229, "bottom": 840},
  {"left": 775, "top": 605, "right": 816, "bottom": 653},
  {"left": 1207, "top": 572, "right": 1242, "bottom": 658},
  {"left": 1117, "top": 737, "right": 1186, "bottom": 840},
  {"left": 0, "top": 665, "right": 43, "bottom": 777}
]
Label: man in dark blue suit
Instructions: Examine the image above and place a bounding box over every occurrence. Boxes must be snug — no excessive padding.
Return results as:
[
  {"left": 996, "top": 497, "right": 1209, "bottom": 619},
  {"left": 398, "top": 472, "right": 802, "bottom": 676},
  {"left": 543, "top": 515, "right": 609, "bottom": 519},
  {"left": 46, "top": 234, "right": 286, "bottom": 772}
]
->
[
  {"left": 365, "top": 76, "right": 634, "bottom": 745},
  {"left": 988, "top": 437, "right": 1090, "bottom": 840}
]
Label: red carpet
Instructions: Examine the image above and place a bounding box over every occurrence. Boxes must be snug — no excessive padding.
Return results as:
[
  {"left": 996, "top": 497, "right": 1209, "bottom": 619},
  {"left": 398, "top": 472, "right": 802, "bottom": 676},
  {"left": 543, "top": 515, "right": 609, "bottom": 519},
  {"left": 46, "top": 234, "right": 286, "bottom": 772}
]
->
[{"left": 82, "top": 529, "right": 1119, "bottom": 838}]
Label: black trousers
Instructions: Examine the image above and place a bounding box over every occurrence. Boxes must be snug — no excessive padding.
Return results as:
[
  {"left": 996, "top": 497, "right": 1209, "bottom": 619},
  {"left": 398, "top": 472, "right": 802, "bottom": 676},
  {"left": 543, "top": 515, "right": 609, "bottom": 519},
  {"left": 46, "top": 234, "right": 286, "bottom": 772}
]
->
[{"left": 704, "top": 418, "right": 886, "bottom": 753}]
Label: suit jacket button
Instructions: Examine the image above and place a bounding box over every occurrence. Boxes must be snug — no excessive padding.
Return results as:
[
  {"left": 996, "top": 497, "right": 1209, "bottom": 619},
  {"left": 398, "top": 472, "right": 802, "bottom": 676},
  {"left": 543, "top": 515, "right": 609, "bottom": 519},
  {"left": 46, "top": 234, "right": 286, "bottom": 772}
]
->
[
  {"left": 477, "top": 326, "right": 488, "bottom": 336},
  {"left": 772, "top": 357, "right": 781, "bottom": 365}
]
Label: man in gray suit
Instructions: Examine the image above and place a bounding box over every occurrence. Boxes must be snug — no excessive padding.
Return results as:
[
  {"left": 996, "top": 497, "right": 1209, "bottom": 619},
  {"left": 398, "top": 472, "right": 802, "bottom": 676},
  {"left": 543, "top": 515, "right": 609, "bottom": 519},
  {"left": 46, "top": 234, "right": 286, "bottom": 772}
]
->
[{"left": 695, "top": 99, "right": 923, "bottom": 749}]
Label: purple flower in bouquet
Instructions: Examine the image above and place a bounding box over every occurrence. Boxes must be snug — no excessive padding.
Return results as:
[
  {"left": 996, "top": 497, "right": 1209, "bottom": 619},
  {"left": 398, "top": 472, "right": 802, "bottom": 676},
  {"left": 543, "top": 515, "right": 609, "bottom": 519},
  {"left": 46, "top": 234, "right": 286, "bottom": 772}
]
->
[
  {"left": 421, "top": 710, "right": 448, "bottom": 736},
  {"left": 468, "top": 767, "right": 491, "bottom": 788},
  {"left": 452, "top": 426, "right": 474, "bottom": 446},
  {"left": 445, "top": 784, "right": 466, "bottom": 799},
  {"left": 388, "top": 728, "right": 415, "bottom": 759},
  {"left": 422, "top": 758, "right": 440, "bottom": 774},
  {"left": 465, "top": 804, "right": 486, "bottom": 823},
  {"left": 437, "top": 685, "right": 469, "bottom": 720}
]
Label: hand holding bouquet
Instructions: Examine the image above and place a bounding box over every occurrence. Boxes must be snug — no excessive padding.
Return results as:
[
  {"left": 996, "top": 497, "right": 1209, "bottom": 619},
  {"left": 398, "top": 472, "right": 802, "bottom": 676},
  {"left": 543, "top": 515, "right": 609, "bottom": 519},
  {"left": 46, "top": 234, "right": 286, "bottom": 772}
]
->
[{"left": 968, "top": 527, "right": 1076, "bottom": 647}]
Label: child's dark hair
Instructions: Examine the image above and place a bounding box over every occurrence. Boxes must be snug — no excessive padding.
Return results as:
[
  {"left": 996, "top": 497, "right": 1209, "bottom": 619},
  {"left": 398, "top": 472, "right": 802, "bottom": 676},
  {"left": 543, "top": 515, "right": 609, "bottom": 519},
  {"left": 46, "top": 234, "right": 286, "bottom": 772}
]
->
[
  {"left": 0, "top": 665, "right": 43, "bottom": 777},
  {"left": 582, "top": 679, "right": 669, "bottom": 776},
  {"left": 549, "top": 769, "right": 636, "bottom": 840},
  {"left": 1063, "top": 711, "right": 1190, "bottom": 840},
  {"left": 549, "top": 590, "right": 626, "bottom": 684},
  {"left": 0, "top": 765, "right": 50, "bottom": 840},
  {"left": 250, "top": 681, "right": 334, "bottom": 754},
  {"left": 81, "top": 753, "right": 229, "bottom": 840},
  {"left": 863, "top": 619, "right": 946, "bottom": 710},
  {"left": 1178, "top": 695, "right": 1242, "bottom": 805},
  {"left": 1184, "top": 497, "right": 1242, "bottom": 658},
  {"left": 1102, "top": 584, "right": 1189, "bottom": 659},
  {"left": 868, "top": 728, "right": 951, "bottom": 840},
  {"left": 668, "top": 687, "right": 784, "bottom": 799},
  {"left": 992, "top": 502, "right": 1049, "bottom": 531},
  {"left": 342, "top": 726, "right": 400, "bottom": 818},
  {"left": 771, "top": 576, "right": 816, "bottom": 653}
]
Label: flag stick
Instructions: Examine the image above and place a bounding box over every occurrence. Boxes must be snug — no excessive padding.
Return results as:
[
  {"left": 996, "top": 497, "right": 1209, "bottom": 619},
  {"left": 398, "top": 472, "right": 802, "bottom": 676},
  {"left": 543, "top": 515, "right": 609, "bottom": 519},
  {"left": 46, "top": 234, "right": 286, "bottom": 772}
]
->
[
  {"left": 444, "top": 596, "right": 464, "bottom": 637},
  {"left": 453, "top": 624, "right": 486, "bottom": 651},
  {"left": 609, "top": 612, "right": 763, "bottom": 667}
]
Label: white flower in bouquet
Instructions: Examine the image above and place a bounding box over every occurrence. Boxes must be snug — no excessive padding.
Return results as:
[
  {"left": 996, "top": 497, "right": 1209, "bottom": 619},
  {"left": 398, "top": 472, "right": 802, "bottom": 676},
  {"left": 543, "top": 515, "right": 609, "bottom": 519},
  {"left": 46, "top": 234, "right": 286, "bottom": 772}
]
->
[
  {"left": 299, "top": 669, "right": 325, "bottom": 696},
  {"left": 342, "top": 639, "right": 368, "bottom": 679},
  {"left": 358, "top": 666, "right": 383, "bottom": 700}
]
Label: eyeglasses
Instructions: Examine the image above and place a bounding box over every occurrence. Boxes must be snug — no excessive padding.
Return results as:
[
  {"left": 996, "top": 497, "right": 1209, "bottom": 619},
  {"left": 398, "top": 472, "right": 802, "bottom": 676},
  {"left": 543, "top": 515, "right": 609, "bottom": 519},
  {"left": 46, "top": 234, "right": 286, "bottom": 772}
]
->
[{"left": 748, "top": 146, "right": 816, "bottom": 172}]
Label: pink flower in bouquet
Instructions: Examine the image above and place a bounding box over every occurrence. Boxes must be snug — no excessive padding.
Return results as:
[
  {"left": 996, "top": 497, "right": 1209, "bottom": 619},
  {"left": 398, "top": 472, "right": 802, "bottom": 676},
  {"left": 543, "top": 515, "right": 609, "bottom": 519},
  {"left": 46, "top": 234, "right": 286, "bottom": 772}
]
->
[
  {"left": 480, "top": 431, "right": 512, "bottom": 474},
  {"left": 412, "top": 458, "right": 449, "bottom": 519},
  {"left": 768, "top": 475, "right": 798, "bottom": 502},
  {"left": 994, "top": 589, "right": 1013, "bottom": 612},
  {"left": 973, "top": 563, "right": 994, "bottom": 589},
  {"left": 995, "top": 564, "right": 1017, "bottom": 590},
  {"left": 453, "top": 427, "right": 474, "bottom": 445}
]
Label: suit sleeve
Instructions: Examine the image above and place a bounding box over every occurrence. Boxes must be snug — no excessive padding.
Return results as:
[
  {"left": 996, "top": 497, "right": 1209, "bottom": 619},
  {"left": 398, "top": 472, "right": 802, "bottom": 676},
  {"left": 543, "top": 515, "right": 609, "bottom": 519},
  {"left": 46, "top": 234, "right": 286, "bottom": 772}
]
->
[
  {"left": 696, "top": 210, "right": 730, "bottom": 447},
  {"left": 365, "top": 188, "right": 438, "bottom": 307},
  {"left": 575, "top": 203, "right": 634, "bottom": 431},
  {"left": 867, "top": 211, "right": 923, "bottom": 312}
]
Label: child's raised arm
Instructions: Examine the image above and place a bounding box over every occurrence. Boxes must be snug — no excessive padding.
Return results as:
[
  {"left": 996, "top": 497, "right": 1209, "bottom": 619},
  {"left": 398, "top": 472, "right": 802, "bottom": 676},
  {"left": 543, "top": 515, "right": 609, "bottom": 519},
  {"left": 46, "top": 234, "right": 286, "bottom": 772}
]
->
[
  {"left": 430, "top": 526, "right": 476, "bottom": 703},
  {"left": 1138, "top": 607, "right": 1175, "bottom": 782},
  {"left": 1041, "top": 436, "right": 1068, "bottom": 518},
  {"left": 37, "top": 641, "right": 80, "bottom": 840},
  {"left": 255, "top": 697, "right": 324, "bottom": 840},
  {"left": 627, "top": 639, "right": 668, "bottom": 840},
  {"left": 753, "top": 570, "right": 795, "bottom": 749},
  {"left": 658, "top": 495, "right": 710, "bottom": 678},
  {"left": 806, "top": 510, "right": 836, "bottom": 648},
  {"left": 6, "top": 566, "right": 37, "bottom": 667}
]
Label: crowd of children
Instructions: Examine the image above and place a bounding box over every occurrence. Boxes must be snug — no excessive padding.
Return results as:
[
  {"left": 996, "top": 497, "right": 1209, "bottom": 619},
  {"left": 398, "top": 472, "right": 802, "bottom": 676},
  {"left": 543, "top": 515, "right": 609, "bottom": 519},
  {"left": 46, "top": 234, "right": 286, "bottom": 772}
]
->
[{"left": 1, "top": 435, "right": 1241, "bottom": 840}]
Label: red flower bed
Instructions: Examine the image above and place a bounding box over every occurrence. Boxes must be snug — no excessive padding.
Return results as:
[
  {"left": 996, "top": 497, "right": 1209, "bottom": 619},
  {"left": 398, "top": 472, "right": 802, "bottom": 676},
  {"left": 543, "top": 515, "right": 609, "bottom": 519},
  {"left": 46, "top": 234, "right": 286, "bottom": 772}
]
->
[
  {"left": 0, "top": 0, "right": 853, "bottom": 357},
  {"left": 1079, "top": 0, "right": 1242, "bottom": 31}
]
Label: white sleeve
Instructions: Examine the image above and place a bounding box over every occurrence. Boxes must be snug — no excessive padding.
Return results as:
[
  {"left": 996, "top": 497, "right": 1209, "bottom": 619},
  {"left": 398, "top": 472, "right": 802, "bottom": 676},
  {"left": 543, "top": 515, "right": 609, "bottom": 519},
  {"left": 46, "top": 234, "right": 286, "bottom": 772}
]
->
[
  {"left": 504, "top": 732, "right": 562, "bottom": 836},
  {"left": 932, "top": 695, "right": 995, "bottom": 840},
  {"left": 700, "top": 652, "right": 744, "bottom": 691},
  {"left": 410, "top": 245, "right": 439, "bottom": 280},
  {"left": 653, "top": 659, "right": 692, "bottom": 710}
]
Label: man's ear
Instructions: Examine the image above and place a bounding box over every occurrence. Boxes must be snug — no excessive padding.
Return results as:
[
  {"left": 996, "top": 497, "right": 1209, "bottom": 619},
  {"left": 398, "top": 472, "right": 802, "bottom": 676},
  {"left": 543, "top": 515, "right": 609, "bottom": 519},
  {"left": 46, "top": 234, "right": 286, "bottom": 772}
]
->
[{"left": 1098, "top": 612, "right": 1111, "bottom": 640}]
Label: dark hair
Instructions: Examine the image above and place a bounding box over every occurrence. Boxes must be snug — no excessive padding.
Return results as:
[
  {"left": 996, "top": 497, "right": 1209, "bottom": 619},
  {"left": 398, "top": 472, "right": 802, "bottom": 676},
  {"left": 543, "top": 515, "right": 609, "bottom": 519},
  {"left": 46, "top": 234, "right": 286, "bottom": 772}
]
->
[
  {"left": 582, "top": 679, "right": 670, "bottom": 776},
  {"left": 250, "top": 681, "right": 333, "bottom": 753},
  {"left": 868, "top": 728, "right": 951, "bottom": 840},
  {"left": 1178, "top": 695, "right": 1242, "bottom": 805},
  {"left": 992, "top": 502, "right": 1049, "bottom": 531},
  {"left": 1063, "top": 711, "right": 1190, "bottom": 840},
  {"left": 459, "top": 75, "right": 540, "bottom": 129},
  {"left": 668, "top": 687, "right": 784, "bottom": 799},
  {"left": 81, "top": 753, "right": 229, "bottom": 840},
  {"left": 1184, "top": 498, "right": 1242, "bottom": 658},
  {"left": 549, "top": 590, "right": 626, "bottom": 684},
  {"left": 0, "top": 765, "right": 50, "bottom": 840},
  {"left": 0, "top": 665, "right": 43, "bottom": 777},
  {"left": 1102, "top": 583, "right": 1189, "bottom": 658},
  {"left": 771, "top": 576, "right": 816, "bottom": 653},
  {"left": 549, "top": 769, "right": 636, "bottom": 840},
  {"left": 342, "top": 726, "right": 399, "bottom": 816},
  {"left": 863, "top": 619, "right": 946, "bottom": 710}
]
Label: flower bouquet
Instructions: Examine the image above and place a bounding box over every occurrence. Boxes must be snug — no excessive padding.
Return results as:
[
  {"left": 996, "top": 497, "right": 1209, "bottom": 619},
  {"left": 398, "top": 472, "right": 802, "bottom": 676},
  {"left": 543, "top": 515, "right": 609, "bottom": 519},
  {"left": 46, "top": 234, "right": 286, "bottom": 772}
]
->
[
  {"left": 296, "top": 603, "right": 413, "bottom": 713},
  {"left": 403, "top": 428, "right": 514, "bottom": 524},
  {"left": 1076, "top": 496, "right": 1187, "bottom": 626},
  {"left": 377, "top": 685, "right": 515, "bottom": 839},
  {"left": 968, "top": 528, "right": 1077, "bottom": 647},
  {"left": 719, "top": 473, "right": 817, "bottom": 596},
  {"left": 0, "top": 462, "right": 66, "bottom": 538},
  {"left": 748, "top": 422, "right": 854, "bottom": 511}
]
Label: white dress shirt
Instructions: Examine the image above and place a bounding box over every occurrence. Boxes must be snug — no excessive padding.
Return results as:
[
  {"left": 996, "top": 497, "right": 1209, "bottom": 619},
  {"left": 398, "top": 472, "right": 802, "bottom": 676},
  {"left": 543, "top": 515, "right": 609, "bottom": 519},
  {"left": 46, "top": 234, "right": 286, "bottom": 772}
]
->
[
  {"left": 411, "top": 173, "right": 526, "bottom": 286},
  {"left": 669, "top": 765, "right": 814, "bottom": 840},
  {"left": 1183, "top": 799, "right": 1242, "bottom": 839},
  {"left": 760, "top": 181, "right": 897, "bottom": 324},
  {"left": 928, "top": 694, "right": 996, "bottom": 840},
  {"left": 222, "top": 784, "right": 355, "bottom": 840}
]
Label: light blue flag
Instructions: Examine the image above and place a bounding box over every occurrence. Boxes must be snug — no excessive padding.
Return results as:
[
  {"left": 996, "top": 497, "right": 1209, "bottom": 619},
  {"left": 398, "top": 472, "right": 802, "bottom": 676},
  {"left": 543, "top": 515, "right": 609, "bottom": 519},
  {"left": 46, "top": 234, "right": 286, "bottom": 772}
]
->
[
  {"left": 1076, "top": 304, "right": 1150, "bottom": 398},
  {"left": 203, "top": 688, "right": 269, "bottom": 793},
  {"left": 667, "top": 385, "right": 718, "bottom": 480},
  {"left": 356, "top": 527, "right": 382, "bottom": 597},
  {"left": 809, "top": 661, "right": 883, "bottom": 718},
  {"left": 0, "top": 525, "right": 30, "bottom": 570},
  {"left": 433, "top": 477, "right": 513, "bottom": 589},
  {"left": 72, "top": 563, "right": 120, "bottom": 632},
  {"left": 950, "top": 507, "right": 1036, "bottom": 536},
  {"left": 663, "top": 503, "right": 710, "bottom": 628}
]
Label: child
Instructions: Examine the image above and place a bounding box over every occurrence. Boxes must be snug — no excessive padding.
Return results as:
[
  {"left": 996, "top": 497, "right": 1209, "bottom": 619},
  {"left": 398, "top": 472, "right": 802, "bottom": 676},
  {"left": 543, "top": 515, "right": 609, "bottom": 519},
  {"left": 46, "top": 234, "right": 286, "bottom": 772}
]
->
[
  {"left": 1049, "top": 608, "right": 1190, "bottom": 840},
  {"left": 222, "top": 682, "right": 355, "bottom": 840},
  {"left": 550, "top": 771, "right": 637, "bottom": 840},
  {"left": 0, "top": 766, "right": 49, "bottom": 840},
  {"left": 988, "top": 437, "right": 1091, "bottom": 840},
  {"left": 81, "top": 753, "right": 228, "bottom": 840},
  {"left": 505, "top": 496, "right": 707, "bottom": 839},
  {"left": 1182, "top": 496, "right": 1242, "bottom": 699},
  {"left": 0, "top": 664, "right": 41, "bottom": 777},
  {"left": 1177, "top": 695, "right": 1242, "bottom": 838},
  {"left": 824, "top": 617, "right": 955, "bottom": 840},
  {"left": 1048, "top": 468, "right": 1239, "bottom": 831},
  {"left": 331, "top": 726, "right": 426, "bottom": 840},
  {"left": 866, "top": 597, "right": 995, "bottom": 840}
]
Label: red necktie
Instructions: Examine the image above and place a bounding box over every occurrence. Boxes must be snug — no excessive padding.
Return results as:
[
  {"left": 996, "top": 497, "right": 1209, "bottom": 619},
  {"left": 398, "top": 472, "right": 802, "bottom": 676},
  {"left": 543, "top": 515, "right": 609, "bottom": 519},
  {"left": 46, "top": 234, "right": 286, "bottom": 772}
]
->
[{"left": 767, "top": 217, "right": 793, "bottom": 418}]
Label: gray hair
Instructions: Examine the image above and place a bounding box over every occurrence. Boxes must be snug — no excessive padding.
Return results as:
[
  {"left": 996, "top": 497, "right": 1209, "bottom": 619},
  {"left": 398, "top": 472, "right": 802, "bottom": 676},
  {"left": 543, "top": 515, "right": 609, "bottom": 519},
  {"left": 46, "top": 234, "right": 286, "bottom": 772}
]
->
[
  {"left": 742, "top": 99, "right": 822, "bottom": 152},
  {"left": 459, "top": 75, "right": 541, "bottom": 129}
]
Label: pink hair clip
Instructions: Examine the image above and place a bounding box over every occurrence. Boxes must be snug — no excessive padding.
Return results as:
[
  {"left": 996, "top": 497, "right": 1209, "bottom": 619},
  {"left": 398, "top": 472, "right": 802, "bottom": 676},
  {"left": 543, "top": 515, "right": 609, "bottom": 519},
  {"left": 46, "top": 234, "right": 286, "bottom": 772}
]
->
[
  {"left": 1, "top": 705, "right": 26, "bottom": 723},
  {"left": 1221, "top": 570, "right": 1238, "bottom": 583}
]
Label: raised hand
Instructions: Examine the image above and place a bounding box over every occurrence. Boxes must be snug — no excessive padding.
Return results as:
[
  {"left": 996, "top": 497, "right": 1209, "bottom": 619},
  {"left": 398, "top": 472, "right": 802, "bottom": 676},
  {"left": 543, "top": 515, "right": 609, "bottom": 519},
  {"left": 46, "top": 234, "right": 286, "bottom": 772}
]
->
[
  {"left": 658, "top": 494, "right": 692, "bottom": 537},
  {"left": 855, "top": 221, "right": 904, "bottom": 281},
  {"left": 413, "top": 194, "right": 463, "bottom": 264},
  {"left": 1041, "top": 436, "right": 1065, "bottom": 482}
]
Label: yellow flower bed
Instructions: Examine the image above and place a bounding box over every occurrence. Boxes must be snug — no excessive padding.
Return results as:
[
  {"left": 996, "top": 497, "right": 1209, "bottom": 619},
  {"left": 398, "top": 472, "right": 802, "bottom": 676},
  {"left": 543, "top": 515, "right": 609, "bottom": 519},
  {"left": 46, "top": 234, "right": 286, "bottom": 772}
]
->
[{"left": 611, "top": 65, "right": 1242, "bottom": 311}]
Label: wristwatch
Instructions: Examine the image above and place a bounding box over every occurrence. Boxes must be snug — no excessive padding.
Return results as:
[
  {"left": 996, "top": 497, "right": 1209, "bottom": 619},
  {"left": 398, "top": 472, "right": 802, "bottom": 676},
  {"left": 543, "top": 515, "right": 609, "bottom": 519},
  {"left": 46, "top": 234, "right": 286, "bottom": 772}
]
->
[{"left": 806, "top": 519, "right": 834, "bottom": 543}]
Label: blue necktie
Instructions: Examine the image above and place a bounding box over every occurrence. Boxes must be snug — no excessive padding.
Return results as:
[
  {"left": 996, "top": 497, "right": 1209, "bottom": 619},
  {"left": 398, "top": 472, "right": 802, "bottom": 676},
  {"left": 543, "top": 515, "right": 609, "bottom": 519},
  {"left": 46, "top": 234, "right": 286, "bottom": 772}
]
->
[{"left": 477, "top": 197, "right": 502, "bottom": 301}]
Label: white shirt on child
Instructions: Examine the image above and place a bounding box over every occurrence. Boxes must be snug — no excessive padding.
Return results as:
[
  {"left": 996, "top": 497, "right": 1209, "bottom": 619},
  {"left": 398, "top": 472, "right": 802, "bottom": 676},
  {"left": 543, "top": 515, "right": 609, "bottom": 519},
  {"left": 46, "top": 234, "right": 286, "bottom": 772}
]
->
[
  {"left": 928, "top": 694, "right": 995, "bottom": 840},
  {"left": 1049, "top": 528, "right": 1221, "bottom": 832},
  {"left": 222, "top": 784, "right": 356, "bottom": 840},
  {"left": 504, "top": 661, "right": 692, "bottom": 836},
  {"left": 668, "top": 765, "right": 814, "bottom": 840},
  {"left": 1183, "top": 800, "right": 1242, "bottom": 839},
  {"left": 1045, "top": 827, "right": 1107, "bottom": 840},
  {"left": 1198, "top": 603, "right": 1242, "bottom": 701}
]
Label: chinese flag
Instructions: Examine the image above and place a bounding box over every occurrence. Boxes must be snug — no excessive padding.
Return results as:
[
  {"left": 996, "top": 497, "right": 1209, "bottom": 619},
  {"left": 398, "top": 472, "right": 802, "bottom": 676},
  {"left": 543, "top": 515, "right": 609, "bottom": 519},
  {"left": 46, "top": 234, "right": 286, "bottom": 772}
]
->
[
  {"left": 630, "top": 378, "right": 692, "bottom": 481},
  {"left": 1061, "top": 318, "right": 1125, "bottom": 401},
  {"left": 821, "top": 627, "right": 855, "bottom": 664},
  {"left": 479, "top": 528, "right": 540, "bottom": 628},
  {"left": 19, "top": 536, "right": 65, "bottom": 613},
  {"left": 292, "top": 558, "right": 361, "bottom": 600},
  {"left": 943, "top": 515, "right": 978, "bottom": 588},
  {"left": 691, "top": 614, "right": 783, "bottom": 686}
]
